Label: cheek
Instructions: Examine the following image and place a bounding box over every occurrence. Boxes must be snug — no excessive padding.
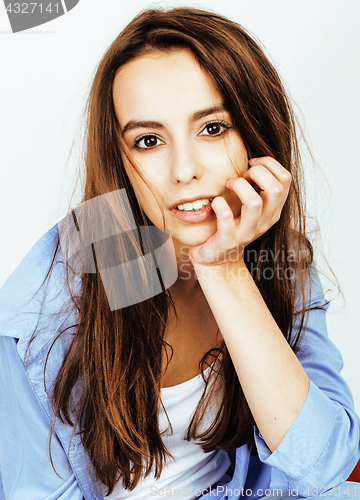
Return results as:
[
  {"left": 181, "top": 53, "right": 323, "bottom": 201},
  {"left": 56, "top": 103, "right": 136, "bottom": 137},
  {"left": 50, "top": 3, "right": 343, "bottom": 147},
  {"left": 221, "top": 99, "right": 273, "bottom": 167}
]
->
[
  {"left": 204, "top": 135, "right": 248, "bottom": 177},
  {"left": 125, "top": 169, "right": 163, "bottom": 220},
  {"left": 224, "top": 132, "right": 248, "bottom": 171},
  {"left": 122, "top": 159, "right": 148, "bottom": 201}
]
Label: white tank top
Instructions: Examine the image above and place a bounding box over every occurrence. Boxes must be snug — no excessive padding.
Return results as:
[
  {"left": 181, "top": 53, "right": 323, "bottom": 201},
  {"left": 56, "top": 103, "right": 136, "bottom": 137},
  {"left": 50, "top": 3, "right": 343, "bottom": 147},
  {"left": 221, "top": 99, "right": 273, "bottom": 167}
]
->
[{"left": 106, "top": 366, "right": 231, "bottom": 500}]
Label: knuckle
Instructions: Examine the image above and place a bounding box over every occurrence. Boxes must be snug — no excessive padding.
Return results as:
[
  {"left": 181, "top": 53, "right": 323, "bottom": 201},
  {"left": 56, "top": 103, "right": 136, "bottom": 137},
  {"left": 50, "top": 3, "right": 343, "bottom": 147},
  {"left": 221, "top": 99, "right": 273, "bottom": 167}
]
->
[
  {"left": 281, "top": 170, "right": 292, "bottom": 183},
  {"left": 272, "top": 210, "right": 282, "bottom": 223},
  {"left": 248, "top": 198, "right": 263, "bottom": 211},
  {"left": 222, "top": 209, "right": 233, "bottom": 218},
  {"left": 271, "top": 185, "right": 283, "bottom": 197}
]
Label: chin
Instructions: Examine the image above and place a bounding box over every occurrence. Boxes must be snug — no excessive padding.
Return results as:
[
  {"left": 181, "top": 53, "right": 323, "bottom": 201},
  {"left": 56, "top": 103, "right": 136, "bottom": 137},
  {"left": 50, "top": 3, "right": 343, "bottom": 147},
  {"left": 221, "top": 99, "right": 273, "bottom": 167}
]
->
[{"left": 173, "top": 226, "right": 217, "bottom": 249}]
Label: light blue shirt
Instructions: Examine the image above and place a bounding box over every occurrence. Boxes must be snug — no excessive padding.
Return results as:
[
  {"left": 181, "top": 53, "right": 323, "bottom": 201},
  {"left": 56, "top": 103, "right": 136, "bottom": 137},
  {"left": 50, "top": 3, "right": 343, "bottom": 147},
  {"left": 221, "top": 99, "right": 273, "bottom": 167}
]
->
[{"left": 0, "top": 223, "right": 359, "bottom": 499}]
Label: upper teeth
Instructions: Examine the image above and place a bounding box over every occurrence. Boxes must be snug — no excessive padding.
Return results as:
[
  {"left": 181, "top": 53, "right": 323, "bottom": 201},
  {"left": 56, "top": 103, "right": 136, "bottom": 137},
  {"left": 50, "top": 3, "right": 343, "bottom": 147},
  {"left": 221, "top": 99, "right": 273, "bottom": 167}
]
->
[{"left": 176, "top": 199, "right": 213, "bottom": 211}]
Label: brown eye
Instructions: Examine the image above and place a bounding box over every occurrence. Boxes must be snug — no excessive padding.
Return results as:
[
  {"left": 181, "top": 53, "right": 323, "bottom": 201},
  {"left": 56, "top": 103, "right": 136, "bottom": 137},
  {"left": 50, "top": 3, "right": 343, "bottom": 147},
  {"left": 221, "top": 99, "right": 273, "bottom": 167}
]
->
[
  {"left": 144, "top": 137, "right": 157, "bottom": 147},
  {"left": 206, "top": 123, "right": 221, "bottom": 135},
  {"left": 200, "top": 121, "right": 230, "bottom": 137},
  {"left": 135, "top": 135, "right": 163, "bottom": 149}
]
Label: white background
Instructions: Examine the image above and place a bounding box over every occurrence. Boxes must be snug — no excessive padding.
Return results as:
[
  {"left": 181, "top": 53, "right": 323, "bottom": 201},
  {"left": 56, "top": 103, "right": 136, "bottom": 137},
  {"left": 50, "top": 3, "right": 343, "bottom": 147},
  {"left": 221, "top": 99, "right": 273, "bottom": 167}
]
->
[{"left": 0, "top": 1, "right": 359, "bottom": 411}]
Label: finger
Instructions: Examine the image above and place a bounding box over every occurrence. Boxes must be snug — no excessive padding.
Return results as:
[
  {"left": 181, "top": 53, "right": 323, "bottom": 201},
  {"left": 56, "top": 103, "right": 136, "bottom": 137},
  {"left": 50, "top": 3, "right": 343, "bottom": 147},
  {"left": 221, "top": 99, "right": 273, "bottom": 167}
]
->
[
  {"left": 226, "top": 177, "right": 263, "bottom": 240},
  {"left": 249, "top": 156, "right": 292, "bottom": 186},
  {"left": 192, "top": 196, "right": 237, "bottom": 263},
  {"left": 241, "top": 165, "right": 287, "bottom": 223},
  {"left": 210, "top": 195, "right": 237, "bottom": 246}
]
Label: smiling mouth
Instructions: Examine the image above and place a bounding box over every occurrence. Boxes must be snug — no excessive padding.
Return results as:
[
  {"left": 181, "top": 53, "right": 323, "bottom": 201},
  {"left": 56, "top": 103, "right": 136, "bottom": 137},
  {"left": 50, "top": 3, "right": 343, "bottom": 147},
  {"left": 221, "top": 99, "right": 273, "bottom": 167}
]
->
[
  {"left": 170, "top": 201, "right": 215, "bottom": 223},
  {"left": 173, "top": 198, "right": 214, "bottom": 212}
]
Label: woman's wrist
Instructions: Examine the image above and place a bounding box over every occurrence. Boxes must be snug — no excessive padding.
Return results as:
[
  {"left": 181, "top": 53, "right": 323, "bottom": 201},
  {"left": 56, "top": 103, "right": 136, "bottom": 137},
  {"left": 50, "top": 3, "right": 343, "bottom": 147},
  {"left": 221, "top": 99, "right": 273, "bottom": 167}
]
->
[{"left": 192, "top": 256, "right": 249, "bottom": 282}]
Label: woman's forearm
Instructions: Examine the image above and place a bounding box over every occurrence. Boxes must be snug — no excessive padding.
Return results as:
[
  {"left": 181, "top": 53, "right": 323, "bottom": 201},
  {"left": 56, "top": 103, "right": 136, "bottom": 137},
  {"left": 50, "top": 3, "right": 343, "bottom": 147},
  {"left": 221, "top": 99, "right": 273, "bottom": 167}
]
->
[{"left": 194, "top": 258, "right": 309, "bottom": 452}]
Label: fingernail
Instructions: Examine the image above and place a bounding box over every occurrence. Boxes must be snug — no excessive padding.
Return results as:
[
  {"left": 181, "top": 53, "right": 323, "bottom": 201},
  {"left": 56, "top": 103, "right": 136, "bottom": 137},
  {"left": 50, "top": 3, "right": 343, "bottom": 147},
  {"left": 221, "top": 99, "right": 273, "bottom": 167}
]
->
[{"left": 249, "top": 158, "right": 258, "bottom": 165}]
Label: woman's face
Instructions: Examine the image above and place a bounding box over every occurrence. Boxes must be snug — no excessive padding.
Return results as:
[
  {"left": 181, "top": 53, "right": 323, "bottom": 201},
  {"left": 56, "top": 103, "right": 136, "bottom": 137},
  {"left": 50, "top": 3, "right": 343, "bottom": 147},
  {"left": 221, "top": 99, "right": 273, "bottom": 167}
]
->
[{"left": 113, "top": 49, "right": 248, "bottom": 260}]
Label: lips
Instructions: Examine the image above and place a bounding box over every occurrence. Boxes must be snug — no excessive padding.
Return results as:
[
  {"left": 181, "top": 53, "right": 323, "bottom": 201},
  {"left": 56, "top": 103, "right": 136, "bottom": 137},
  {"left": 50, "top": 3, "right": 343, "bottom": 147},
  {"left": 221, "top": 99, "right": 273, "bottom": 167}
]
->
[{"left": 171, "top": 202, "right": 215, "bottom": 223}]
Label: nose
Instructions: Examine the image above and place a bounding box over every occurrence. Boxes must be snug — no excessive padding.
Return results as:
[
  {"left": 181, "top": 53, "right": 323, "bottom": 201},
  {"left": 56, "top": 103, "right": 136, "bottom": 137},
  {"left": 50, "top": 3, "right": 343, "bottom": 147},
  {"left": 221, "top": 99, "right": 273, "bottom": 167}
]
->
[{"left": 169, "top": 136, "right": 203, "bottom": 184}]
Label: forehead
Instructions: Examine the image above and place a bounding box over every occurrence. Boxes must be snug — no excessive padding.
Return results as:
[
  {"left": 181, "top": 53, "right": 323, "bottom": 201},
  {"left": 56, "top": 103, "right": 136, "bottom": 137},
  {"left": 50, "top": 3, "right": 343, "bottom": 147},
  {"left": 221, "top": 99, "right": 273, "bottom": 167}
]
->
[{"left": 112, "top": 49, "right": 223, "bottom": 125}]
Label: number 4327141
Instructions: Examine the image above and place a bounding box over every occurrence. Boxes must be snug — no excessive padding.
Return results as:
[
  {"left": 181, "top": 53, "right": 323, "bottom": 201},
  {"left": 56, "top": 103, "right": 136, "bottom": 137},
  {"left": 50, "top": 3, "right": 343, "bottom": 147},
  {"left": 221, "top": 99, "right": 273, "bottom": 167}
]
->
[{"left": 6, "top": 3, "right": 60, "bottom": 14}]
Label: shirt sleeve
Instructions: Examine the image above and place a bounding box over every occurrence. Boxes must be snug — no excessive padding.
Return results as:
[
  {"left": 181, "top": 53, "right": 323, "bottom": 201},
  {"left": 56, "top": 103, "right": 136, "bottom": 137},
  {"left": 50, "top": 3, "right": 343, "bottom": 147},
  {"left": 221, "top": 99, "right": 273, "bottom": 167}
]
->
[
  {"left": 0, "top": 335, "right": 85, "bottom": 500},
  {"left": 253, "top": 265, "right": 360, "bottom": 496},
  {"left": 0, "top": 225, "right": 86, "bottom": 499}
]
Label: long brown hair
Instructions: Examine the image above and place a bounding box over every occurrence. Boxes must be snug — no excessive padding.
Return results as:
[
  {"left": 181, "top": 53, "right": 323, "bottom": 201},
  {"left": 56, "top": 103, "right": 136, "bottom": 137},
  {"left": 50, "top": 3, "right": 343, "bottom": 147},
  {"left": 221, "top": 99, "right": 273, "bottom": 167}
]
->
[{"left": 33, "top": 7, "right": 329, "bottom": 495}]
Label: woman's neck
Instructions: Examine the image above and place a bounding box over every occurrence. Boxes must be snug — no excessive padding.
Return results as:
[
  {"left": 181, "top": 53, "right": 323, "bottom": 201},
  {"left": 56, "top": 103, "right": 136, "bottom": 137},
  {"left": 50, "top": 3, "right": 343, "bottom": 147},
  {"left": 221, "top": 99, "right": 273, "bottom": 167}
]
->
[{"left": 161, "top": 279, "right": 222, "bottom": 388}]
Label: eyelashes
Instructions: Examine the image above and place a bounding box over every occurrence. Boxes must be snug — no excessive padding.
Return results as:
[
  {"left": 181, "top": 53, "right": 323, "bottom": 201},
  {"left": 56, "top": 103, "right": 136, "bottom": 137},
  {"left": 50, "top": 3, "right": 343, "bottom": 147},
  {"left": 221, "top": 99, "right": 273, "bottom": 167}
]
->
[
  {"left": 133, "top": 120, "right": 231, "bottom": 151},
  {"left": 134, "top": 135, "right": 164, "bottom": 150},
  {"left": 199, "top": 120, "right": 231, "bottom": 137}
]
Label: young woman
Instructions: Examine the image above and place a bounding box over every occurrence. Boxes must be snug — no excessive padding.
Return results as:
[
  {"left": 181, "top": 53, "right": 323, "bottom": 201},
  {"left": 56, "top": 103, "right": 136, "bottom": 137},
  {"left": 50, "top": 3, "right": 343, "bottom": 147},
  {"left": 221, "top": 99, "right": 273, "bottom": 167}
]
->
[{"left": 0, "top": 7, "right": 359, "bottom": 500}]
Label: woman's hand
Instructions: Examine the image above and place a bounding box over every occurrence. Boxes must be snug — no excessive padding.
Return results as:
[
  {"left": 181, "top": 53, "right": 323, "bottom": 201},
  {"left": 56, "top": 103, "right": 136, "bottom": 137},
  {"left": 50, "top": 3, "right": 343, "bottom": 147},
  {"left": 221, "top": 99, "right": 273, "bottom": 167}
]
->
[
  {"left": 187, "top": 158, "right": 308, "bottom": 453},
  {"left": 188, "top": 156, "right": 292, "bottom": 267}
]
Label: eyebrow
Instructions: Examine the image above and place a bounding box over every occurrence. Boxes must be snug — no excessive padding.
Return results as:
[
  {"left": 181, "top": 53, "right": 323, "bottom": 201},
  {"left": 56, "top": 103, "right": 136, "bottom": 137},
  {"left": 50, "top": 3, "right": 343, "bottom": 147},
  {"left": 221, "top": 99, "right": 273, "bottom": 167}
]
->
[{"left": 121, "top": 104, "right": 227, "bottom": 135}]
